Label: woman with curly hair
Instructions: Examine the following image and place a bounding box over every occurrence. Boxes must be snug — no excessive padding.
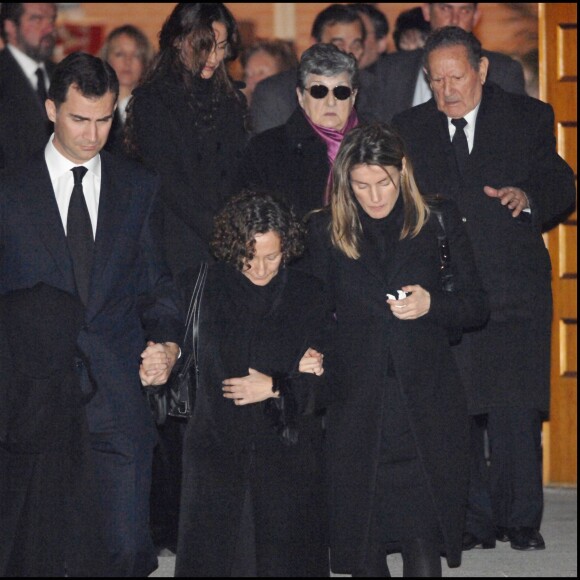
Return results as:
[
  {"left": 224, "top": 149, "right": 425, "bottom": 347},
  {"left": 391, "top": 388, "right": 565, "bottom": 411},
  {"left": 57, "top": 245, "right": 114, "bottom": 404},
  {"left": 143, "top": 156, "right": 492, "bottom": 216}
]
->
[
  {"left": 175, "top": 191, "right": 331, "bottom": 577},
  {"left": 127, "top": 3, "right": 248, "bottom": 278}
]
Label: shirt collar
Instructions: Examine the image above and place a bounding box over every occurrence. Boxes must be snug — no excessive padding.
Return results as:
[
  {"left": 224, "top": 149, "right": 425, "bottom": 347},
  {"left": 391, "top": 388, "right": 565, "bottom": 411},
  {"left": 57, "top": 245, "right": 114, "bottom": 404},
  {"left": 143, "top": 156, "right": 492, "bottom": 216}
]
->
[
  {"left": 447, "top": 100, "right": 481, "bottom": 129},
  {"left": 7, "top": 43, "right": 47, "bottom": 79},
  {"left": 45, "top": 134, "right": 101, "bottom": 182}
]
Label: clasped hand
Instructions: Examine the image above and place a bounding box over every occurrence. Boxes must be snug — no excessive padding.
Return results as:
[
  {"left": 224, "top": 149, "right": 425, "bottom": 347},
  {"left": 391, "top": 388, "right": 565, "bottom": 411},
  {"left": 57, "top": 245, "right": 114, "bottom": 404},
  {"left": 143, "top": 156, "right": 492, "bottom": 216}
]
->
[
  {"left": 222, "top": 348, "right": 325, "bottom": 406},
  {"left": 139, "top": 340, "right": 180, "bottom": 387},
  {"left": 386, "top": 285, "right": 431, "bottom": 320}
]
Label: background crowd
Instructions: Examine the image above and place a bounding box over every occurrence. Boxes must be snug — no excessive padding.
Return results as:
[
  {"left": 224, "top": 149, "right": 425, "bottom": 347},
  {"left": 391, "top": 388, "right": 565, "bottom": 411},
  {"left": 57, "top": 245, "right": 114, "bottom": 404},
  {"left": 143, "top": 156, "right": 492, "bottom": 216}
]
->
[{"left": 0, "top": 2, "right": 575, "bottom": 578}]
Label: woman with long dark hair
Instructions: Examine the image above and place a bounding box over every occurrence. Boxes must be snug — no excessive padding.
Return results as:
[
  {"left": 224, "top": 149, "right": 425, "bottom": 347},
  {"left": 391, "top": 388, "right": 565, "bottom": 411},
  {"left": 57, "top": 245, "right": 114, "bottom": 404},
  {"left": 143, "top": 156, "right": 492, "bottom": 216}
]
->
[
  {"left": 127, "top": 2, "right": 248, "bottom": 277},
  {"left": 126, "top": 3, "right": 248, "bottom": 553}
]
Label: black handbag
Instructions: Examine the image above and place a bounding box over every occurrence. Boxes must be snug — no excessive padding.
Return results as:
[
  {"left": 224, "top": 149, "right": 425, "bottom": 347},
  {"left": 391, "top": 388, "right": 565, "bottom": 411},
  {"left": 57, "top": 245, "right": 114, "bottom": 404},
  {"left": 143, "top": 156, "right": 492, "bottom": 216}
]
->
[
  {"left": 432, "top": 208, "right": 456, "bottom": 292},
  {"left": 431, "top": 201, "right": 462, "bottom": 344},
  {"left": 167, "top": 262, "right": 208, "bottom": 420}
]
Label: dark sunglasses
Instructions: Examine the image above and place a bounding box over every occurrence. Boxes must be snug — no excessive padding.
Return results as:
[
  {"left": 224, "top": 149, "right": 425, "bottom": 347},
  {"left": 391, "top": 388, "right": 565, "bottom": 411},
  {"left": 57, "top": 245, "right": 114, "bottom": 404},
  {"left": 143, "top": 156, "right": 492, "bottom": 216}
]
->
[{"left": 305, "top": 84, "right": 354, "bottom": 100}]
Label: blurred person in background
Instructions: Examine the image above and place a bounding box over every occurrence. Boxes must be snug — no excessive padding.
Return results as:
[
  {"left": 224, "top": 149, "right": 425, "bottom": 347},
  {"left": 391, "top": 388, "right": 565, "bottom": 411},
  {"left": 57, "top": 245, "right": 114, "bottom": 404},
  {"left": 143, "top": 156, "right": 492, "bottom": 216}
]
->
[
  {"left": 349, "top": 3, "right": 390, "bottom": 72},
  {"left": 240, "top": 38, "right": 298, "bottom": 105},
  {"left": 393, "top": 7, "right": 431, "bottom": 52},
  {"left": 0, "top": 2, "right": 57, "bottom": 170},
  {"left": 516, "top": 48, "right": 539, "bottom": 99},
  {"left": 100, "top": 24, "right": 153, "bottom": 152}
]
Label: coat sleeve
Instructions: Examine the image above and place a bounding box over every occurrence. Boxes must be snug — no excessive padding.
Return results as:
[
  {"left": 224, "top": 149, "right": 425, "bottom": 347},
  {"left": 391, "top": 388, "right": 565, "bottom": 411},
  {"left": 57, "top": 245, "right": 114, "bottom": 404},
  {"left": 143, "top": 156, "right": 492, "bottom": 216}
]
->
[
  {"left": 424, "top": 201, "right": 490, "bottom": 332},
  {"left": 515, "top": 102, "right": 576, "bottom": 229},
  {"left": 130, "top": 91, "right": 217, "bottom": 245},
  {"left": 264, "top": 279, "right": 334, "bottom": 443},
  {"left": 136, "top": 186, "right": 184, "bottom": 346}
]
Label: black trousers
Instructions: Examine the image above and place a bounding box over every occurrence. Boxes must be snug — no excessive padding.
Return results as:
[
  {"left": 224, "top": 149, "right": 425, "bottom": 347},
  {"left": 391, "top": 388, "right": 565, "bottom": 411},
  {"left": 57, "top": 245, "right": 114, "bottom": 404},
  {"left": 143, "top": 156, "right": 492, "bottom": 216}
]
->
[{"left": 465, "top": 407, "right": 544, "bottom": 538}]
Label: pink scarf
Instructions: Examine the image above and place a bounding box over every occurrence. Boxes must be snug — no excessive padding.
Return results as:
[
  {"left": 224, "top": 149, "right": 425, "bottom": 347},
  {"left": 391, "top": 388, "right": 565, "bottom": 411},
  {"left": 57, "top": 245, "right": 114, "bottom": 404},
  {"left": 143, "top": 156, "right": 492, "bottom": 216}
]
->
[{"left": 305, "top": 108, "right": 359, "bottom": 205}]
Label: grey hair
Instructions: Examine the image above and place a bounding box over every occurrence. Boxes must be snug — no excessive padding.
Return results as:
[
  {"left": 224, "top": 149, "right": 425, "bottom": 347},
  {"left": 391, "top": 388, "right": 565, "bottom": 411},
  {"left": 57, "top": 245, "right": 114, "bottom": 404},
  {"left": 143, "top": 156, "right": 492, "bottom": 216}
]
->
[{"left": 297, "top": 43, "right": 359, "bottom": 92}]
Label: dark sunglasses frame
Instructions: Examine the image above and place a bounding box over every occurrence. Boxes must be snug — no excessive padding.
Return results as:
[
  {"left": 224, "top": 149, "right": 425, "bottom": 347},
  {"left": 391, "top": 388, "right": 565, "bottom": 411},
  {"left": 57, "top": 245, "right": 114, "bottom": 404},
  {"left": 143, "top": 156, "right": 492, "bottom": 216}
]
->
[{"left": 305, "top": 84, "right": 354, "bottom": 100}]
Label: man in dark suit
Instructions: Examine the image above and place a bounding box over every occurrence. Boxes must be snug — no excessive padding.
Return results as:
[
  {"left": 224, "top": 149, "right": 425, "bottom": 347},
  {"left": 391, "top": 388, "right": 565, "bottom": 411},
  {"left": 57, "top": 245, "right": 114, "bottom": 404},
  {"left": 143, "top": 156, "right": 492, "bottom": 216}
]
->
[
  {"left": 0, "top": 3, "right": 57, "bottom": 170},
  {"left": 0, "top": 52, "right": 182, "bottom": 577},
  {"left": 250, "top": 4, "right": 369, "bottom": 134},
  {"left": 393, "top": 26, "right": 575, "bottom": 554},
  {"left": 349, "top": 3, "right": 390, "bottom": 72},
  {"left": 360, "top": 2, "right": 525, "bottom": 123}
]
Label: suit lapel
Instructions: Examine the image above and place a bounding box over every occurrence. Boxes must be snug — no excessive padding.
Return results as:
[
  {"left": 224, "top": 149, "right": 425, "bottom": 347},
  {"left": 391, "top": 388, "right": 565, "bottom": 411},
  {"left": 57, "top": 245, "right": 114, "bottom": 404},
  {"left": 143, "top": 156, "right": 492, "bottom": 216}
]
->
[{"left": 24, "top": 153, "right": 77, "bottom": 292}]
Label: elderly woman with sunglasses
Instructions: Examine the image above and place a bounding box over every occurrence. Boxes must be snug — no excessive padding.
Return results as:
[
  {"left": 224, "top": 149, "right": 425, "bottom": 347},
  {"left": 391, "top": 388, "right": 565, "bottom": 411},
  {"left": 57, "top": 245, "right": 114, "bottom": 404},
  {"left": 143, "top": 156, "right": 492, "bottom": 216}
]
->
[{"left": 239, "top": 43, "right": 360, "bottom": 219}]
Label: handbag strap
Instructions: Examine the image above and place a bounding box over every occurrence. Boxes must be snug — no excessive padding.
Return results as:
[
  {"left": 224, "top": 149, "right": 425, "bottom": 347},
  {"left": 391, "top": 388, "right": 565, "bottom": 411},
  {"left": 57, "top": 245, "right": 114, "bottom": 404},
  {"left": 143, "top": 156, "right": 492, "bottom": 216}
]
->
[{"left": 181, "top": 262, "right": 208, "bottom": 376}]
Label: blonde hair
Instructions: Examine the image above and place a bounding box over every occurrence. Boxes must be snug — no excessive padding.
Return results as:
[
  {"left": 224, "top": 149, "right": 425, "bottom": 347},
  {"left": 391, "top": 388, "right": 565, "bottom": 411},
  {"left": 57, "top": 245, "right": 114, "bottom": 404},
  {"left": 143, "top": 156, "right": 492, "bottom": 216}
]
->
[{"left": 329, "top": 123, "right": 429, "bottom": 259}]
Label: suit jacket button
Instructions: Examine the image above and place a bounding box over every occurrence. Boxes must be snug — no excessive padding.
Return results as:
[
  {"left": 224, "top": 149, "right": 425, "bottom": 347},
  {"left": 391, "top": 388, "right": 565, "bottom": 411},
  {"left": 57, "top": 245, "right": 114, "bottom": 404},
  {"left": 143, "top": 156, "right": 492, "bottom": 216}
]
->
[{"left": 462, "top": 217, "right": 467, "bottom": 222}]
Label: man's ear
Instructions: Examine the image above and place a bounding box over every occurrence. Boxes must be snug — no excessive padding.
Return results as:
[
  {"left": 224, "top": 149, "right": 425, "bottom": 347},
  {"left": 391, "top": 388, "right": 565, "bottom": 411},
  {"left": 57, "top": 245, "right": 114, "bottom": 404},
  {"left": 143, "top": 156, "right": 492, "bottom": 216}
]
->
[
  {"left": 478, "top": 56, "right": 489, "bottom": 85},
  {"left": 421, "top": 4, "right": 432, "bottom": 24},
  {"left": 3, "top": 19, "right": 17, "bottom": 45},
  {"left": 45, "top": 99, "right": 57, "bottom": 123}
]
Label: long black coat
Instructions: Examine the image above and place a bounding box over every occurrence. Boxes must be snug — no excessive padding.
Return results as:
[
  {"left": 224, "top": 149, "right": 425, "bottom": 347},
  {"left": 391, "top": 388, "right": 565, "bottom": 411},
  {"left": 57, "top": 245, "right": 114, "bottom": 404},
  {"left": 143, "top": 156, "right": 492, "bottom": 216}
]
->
[
  {"left": 175, "top": 264, "right": 331, "bottom": 577},
  {"left": 303, "top": 203, "right": 489, "bottom": 572},
  {"left": 130, "top": 73, "right": 248, "bottom": 277},
  {"left": 393, "top": 84, "right": 576, "bottom": 415},
  {"left": 239, "top": 107, "right": 330, "bottom": 220}
]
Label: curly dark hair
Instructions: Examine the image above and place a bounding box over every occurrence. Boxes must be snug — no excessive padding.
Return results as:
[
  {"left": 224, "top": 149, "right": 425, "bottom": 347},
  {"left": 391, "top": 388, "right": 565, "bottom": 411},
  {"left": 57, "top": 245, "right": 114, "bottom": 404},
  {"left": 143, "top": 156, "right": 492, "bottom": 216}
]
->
[{"left": 211, "top": 190, "right": 305, "bottom": 271}]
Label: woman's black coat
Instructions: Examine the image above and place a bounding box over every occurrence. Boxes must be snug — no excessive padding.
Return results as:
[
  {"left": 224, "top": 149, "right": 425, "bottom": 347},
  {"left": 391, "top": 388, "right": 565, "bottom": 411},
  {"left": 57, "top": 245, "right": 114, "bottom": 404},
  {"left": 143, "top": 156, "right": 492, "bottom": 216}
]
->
[
  {"left": 175, "top": 264, "right": 331, "bottom": 577},
  {"left": 302, "top": 201, "right": 489, "bottom": 572},
  {"left": 130, "top": 73, "right": 248, "bottom": 277},
  {"left": 239, "top": 107, "right": 330, "bottom": 219}
]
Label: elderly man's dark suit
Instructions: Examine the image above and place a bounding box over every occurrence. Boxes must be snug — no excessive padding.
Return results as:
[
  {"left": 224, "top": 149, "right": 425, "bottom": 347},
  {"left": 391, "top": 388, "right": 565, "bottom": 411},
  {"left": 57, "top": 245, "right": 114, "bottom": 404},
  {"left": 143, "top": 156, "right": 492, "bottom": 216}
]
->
[
  {"left": 360, "top": 47, "right": 525, "bottom": 123},
  {"left": 393, "top": 83, "right": 575, "bottom": 541},
  {"left": 0, "top": 149, "right": 183, "bottom": 576},
  {"left": 0, "top": 48, "right": 54, "bottom": 170}
]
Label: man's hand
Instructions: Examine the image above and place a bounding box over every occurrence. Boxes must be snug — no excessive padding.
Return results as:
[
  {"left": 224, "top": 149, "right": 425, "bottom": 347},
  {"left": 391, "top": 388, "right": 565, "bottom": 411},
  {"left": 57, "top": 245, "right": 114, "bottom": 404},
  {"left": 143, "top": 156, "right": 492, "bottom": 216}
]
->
[
  {"left": 139, "top": 341, "right": 180, "bottom": 387},
  {"left": 484, "top": 185, "right": 529, "bottom": 217}
]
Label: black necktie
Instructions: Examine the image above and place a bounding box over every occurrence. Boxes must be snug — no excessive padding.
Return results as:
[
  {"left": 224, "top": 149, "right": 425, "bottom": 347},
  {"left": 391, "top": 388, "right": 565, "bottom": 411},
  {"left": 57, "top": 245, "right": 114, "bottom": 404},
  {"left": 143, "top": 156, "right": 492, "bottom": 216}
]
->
[
  {"left": 67, "top": 166, "right": 93, "bottom": 305},
  {"left": 451, "top": 117, "right": 469, "bottom": 171},
  {"left": 35, "top": 67, "right": 48, "bottom": 105}
]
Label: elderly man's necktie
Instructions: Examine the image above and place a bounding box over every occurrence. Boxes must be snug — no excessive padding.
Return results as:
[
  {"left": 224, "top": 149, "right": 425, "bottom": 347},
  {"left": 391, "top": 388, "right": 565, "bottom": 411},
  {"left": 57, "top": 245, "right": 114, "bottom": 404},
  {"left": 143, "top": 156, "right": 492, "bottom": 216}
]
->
[{"left": 451, "top": 117, "right": 469, "bottom": 171}]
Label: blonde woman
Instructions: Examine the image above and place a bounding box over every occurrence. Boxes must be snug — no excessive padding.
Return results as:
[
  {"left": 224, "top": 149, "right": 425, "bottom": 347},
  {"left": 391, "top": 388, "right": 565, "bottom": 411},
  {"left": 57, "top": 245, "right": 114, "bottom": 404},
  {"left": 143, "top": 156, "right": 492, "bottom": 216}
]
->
[{"left": 303, "top": 123, "right": 489, "bottom": 577}]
